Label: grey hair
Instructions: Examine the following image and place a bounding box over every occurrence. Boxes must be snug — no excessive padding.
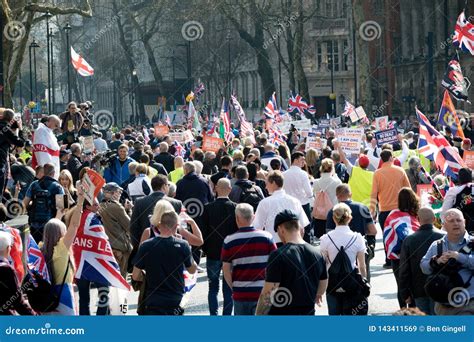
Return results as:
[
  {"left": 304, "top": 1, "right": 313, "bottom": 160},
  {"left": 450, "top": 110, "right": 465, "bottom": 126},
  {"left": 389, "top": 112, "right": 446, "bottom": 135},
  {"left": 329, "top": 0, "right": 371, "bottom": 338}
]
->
[
  {"left": 235, "top": 203, "right": 254, "bottom": 222},
  {"left": 70, "top": 143, "right": 82, "bottom": 155},
  {"left": 408, "top": 156, "right": 421, "bottom": 170},
  {"left": 184, "top": 161, "right": 196, "bottom": 174},
  {"left": 193, "top": 160, "right": 203, "bottom": 175},
  {"left": 0, "top": 231, "right": 12, "bottom": 252}
]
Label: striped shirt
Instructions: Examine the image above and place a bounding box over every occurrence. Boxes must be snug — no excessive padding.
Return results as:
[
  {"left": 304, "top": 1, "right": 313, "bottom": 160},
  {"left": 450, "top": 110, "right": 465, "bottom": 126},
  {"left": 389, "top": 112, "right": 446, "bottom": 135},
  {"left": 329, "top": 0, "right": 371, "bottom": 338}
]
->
[{"left": 221, "top": 227, "right": 276, "bottom": 302}]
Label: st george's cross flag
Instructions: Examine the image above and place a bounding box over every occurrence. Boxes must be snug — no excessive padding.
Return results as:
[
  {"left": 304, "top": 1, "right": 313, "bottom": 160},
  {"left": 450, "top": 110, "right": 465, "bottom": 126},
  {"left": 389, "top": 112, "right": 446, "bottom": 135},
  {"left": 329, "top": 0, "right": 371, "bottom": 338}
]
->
[
  {"left": 383, "top": 209, "right": 420, "bottom": 260},
  {"left": 72, "top": 211, "right": 130, "bottom": 290},
  {"left": 71, "top": 47, "right": 94, "bottom": 77},
  {"left": 32, "top": 122, "right": 61, "bottom": 179}
]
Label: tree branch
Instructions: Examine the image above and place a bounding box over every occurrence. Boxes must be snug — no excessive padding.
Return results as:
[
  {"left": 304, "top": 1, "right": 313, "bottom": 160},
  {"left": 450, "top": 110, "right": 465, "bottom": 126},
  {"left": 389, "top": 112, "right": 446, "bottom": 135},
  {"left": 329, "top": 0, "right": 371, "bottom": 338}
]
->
[{"left": 24, "top": 0, "right": 92, "bottom": 17}]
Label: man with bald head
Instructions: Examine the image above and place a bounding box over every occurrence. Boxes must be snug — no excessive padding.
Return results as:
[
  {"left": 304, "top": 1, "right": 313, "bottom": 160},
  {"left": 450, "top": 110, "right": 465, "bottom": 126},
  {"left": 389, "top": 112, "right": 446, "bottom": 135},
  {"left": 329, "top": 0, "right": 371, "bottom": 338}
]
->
[
  {"left": 399, "top": 207, "right": 445, "bottom": 314},
  {"left": 201, "top": 178, "right": 237, "bottom": 315},
  {"left": 421, "top": 208, "right": 474, "bottom": 315}
]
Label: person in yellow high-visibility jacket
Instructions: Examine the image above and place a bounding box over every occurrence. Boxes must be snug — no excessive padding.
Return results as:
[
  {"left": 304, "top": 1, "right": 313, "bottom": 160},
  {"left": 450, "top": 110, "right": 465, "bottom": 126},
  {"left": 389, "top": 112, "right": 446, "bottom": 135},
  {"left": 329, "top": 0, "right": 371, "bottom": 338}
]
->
[{"left": 334, "top": 141, "right": 374, "bottom": 208}]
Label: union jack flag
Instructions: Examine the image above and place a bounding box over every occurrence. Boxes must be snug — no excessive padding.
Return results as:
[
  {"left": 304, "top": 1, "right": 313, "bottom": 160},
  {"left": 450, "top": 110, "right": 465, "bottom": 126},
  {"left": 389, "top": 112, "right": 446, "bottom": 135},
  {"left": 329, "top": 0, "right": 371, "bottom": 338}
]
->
[
  {"left": 72, "top": 211, "right": 130, "bottom": 290},
  {"left": 288, "top": 92, "right": 316, "bottom": 117},
  {"left": 231, "top": 95, "right": 255, "bottom": 143},
  {"left": 264, "top": 92, "right": 279, "bottom": 121},
  {"left": 268, "top": 127, "right": 287, "bottom": 146},
  {"left": 220, "top": 98, "right": 234, "bottom": 142},
  {"left": 417, "top": 107, "right": 466, "bottom": 180},
  {"left": 341, "top": 100, "right": 356, "bottom": 117},
  {"left": 383, "top": 210, "right": 420, "bottom": 260},
  {"left": 165, "top": 113, "right": 172, "bottom": 126},
  {"left": 453, "top": 11, "right": 474, "bottom": 55},
  {"left": 27, "top": 235, "right": 50, "bottom": 283},
  {"left": 193, "top": 82, "right": 205, "bottom": 98},
  {"left": 174, "top": 141, "right": 186, "bottom": 157}
]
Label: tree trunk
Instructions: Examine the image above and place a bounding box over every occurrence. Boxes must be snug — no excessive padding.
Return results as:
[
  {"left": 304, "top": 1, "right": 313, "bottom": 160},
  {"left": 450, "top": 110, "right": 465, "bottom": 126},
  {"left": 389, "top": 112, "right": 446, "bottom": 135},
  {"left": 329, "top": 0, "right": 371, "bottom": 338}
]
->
[{"left": 142, "top": 39, "right": 165, "bottom": 96}]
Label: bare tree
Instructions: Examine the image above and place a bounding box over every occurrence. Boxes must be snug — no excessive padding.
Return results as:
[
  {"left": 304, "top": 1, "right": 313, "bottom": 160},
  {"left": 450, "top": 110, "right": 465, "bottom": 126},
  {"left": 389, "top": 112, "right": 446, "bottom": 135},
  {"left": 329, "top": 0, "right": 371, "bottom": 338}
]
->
[{"left": 1, "top": 0, "right": 92, "bottom": 107}]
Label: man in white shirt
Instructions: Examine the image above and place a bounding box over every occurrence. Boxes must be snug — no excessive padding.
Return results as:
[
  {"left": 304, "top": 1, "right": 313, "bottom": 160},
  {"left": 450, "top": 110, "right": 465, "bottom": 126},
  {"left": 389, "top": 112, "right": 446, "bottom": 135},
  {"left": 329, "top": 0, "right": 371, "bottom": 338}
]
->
[
  {"left": 253, "top": 170, "right": 309, "bottom": 246},
  {"left": 283, "top": 151, "right": 313, "bottom": 241},
  {"left": 93, "top": 132, "right": 108, "bottom": 153}
]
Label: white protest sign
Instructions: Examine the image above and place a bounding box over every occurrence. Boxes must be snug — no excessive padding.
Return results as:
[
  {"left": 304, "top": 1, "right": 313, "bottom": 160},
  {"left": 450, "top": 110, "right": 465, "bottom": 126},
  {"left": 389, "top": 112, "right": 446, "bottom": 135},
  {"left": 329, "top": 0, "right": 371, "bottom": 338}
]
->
[
  {"left": 350, "top": 106, "right": 367, "bottom": 123},
  {"left": 169, "top": 131, "right": 185, "bottom": 143},
  {"left": 275, "top": 119, "right": 311, "bottom": 133},
  {"left": 81, "top": 173, "right": 96, "bottom": 205},
  {"left": 375, "top": 116, "right": 389, "bottom": 131},
  {"left": 306, "top": 136, "right": 327, "bottom": 152},
  {"left": 335, "top": 128, "right": 364, "bottom": 155},
  {"left": 330, "top": 117, "right": 341, "bottom": 128}
]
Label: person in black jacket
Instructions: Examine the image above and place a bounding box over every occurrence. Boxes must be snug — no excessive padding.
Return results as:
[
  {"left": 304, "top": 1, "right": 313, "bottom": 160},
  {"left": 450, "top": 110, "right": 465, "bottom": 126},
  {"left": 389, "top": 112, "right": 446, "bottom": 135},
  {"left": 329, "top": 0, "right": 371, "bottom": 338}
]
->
[
  {"left": 0, "top": 109, "right": 25, "bottom": 201},
  {"left": 66, "top": 143, "right": 89, "bottom": 184},
  {"left": 399, "top": 207, "right": 445, "bottom": 315},
  {"left": 201, "top": 178, "right": 237, "bottom": 315},
  {"left": 154, "top": 142, "right": 175, "bottom": 173}
]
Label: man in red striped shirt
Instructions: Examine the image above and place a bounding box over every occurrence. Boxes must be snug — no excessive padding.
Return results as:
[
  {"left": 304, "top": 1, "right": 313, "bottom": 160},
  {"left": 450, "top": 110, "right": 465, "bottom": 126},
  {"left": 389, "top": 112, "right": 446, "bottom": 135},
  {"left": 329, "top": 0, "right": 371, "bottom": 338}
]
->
[{"left": 222, "top": 203, "right": 277, "bottom": 315}]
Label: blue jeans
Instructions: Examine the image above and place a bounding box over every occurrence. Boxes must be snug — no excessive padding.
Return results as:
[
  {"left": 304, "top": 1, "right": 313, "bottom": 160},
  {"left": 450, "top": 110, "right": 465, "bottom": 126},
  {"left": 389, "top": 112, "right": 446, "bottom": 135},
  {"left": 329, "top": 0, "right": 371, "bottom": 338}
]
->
[
  {"left": 206, "top": 259, "right": 233, "bottom": 315},
  {"left": 415, "top": 296, "right": 436, "bottom": 315},
  {"left": 76, "top": 278, "right": 110, "bottom": 315},
  {"left": 233, "top": 301, "right": 257, "bottom": 315}
]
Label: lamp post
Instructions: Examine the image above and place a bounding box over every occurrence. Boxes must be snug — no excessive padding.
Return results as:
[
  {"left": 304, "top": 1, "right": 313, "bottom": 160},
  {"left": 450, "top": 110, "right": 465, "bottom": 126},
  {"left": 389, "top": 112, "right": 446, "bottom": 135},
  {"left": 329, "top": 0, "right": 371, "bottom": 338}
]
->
[
  {"left": 45, "top": 12, "right": 52, "bottom": 114},
  {"left": 63, "top": 23, "right": 72, "bottom": 102},
  {"left": 226, "top": 31, "right": 232, "bottom": 101},
  {"left": 328, "top": 51, "right": 335, "bottom": 117},
  {"left": 50, "top": 29, "right": 56, "bottom": 112},
  {"left": 28, "top": 40, "right": 40, "bottom": 102},
  {"left": 274, "top": 23, "right": 283, "bottom": 105},
  {"left": 132, "top": 69, "right": 139, "bottom": 124}
]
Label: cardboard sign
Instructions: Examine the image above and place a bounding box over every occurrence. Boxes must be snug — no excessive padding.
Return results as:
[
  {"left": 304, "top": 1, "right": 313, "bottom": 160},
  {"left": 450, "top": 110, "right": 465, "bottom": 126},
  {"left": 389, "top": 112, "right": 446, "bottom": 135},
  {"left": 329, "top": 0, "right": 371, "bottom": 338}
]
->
[
  {"left": 202, "top": 135, "right": 224, "bottom": 153},
  {"left": 82, "top": 169, "right": 105, "bottom": 205},
  {"left": 375, "top": 128, "right": 398, "bottom": 147},
  {"left": 306, "top": 136, "right": 327, "bottom": 152},
  {"left": 300, "top": 128, "right": 311, "bottom": 138},
  {"left": 275, "top": 119, "right": 311, "bottom": 134},
  {"left": 183, "top": 130, "right": 195, "bottom": 143},
  {"left": 350, "top": 106, "right": 367, "bottom": 123},
  {"left": 319, "top": 119, "right": 330, "bottom": 128},
  {"left": 335, "top": 128, "right": 364, "bottom": 155},
  {"left": 375, "top": 116, "right": 389, "bottom": 131},
  {"left": 80, "top": 136, "right": 95, "bottom": 154},
  {"left": 154, "top": 124, "right": 169, "bottom": 137},
  {"left": 169, "top": 131, "right": 185, "bottom": 143},
  {"left": 463, "top": 150, "right": 474, "bottom": 169}
]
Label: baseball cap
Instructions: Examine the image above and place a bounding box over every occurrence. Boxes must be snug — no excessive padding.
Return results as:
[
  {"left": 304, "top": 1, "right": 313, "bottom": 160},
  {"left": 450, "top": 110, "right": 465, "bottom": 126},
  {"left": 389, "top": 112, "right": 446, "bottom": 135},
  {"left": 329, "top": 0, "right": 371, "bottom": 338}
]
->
[
  {"left": 358, "top": 154, "right": 370, "bottom": 169},
  {"left": 103, "top": 182, "right": 123, "bottom": 193},
  {"left": 274, "top": 209, "right": 299, "bottom": 232}
]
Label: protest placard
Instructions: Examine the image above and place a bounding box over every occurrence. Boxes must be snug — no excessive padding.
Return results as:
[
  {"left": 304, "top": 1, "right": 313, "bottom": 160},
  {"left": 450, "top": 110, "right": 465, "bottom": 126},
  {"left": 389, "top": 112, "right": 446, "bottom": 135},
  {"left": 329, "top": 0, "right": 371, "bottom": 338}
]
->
[
  {"left": 154, "top": 124, "right": 169, "bottom": 137},
  {"left": 183, "top": 130, "right": 195, "bottom": 143},
  {"left": 80, "top": 136, "right": 95, "bottom": 154},
  {"left": 306, "top": 136, "right": 327, "bottom": 152},
  {"left": 202, "top": 135, "right": 224, "bottom": 153},
  {"left": 169, "top": 131, "right": 185, "bottom": 143},
  {"left": 319, "top": 119, "right": 330, "bottom": 128},
  {"left": 275, "top": 119, "right": 311, "bottom": 133},
  {"left": 335, "top": 128, "right": 364, "bottom": 155},
  {"left": 375, "top": 116, "right": 389, "bottom": 131},
  {"left": 82, "top": 169, "right": 105, "bottom": 205},
  {"left": 349, "top": 106, "right": 367, "bottom": 123},
  {"left": 375, "top": 128, "right": 398, "bottom": 147},
  {"left": 330, "top": 117, "right": 341, "bottom": 128},
  {"left": 463, "top": 150, "right": 474, "bottom": 169}
]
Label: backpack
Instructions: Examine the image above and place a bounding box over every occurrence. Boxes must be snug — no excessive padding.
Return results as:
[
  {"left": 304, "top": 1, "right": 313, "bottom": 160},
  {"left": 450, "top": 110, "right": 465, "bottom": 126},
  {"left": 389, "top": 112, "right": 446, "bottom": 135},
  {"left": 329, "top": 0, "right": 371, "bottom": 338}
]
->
[
  {"left": 424, "top": 240, "right": 473, "bottom": 305},
  {"left": 238, "top": 183, "right": 263, "bottom": 211},
  {"left": 326, "top": 234, "right": 370, "bottom": 296},
  {"left": 23, "top": 261, "right": 70, "bottom": 312},
  {"left": 312, "top": 185, "right": 333, "bottom": 220},
  {"left": 29, "top": 180, "right": 54, "bottom": 224}
]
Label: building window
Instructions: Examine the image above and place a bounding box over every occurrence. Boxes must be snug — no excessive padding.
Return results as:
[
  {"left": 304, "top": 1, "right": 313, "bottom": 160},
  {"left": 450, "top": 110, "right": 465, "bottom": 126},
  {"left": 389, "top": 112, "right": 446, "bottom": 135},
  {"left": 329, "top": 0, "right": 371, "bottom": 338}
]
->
[
  {"left": 343, "top": 39, "right": 348, "bottom": 71},
  {"left": 317, "top": 42, "right": 323, "bottom": 70},
  {"left": 326, "top": 40, "right": 339, "bottom": 72}
]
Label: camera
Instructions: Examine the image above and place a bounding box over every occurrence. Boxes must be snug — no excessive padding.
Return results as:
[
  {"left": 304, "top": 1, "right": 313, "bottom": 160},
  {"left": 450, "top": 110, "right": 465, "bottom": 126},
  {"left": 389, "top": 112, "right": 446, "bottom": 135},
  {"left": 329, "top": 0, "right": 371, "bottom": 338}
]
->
[{"left": 94, "top": 150, "right": 118, "bottom": 167}]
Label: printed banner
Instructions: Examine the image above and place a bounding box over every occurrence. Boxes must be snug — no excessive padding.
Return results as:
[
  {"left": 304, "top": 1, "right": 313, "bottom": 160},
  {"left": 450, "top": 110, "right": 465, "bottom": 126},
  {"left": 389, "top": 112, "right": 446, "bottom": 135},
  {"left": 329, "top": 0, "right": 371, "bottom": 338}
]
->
[
  {"left": 154, "top": 124, "right": 169, "bottom": 137},
  {"left": 202, "top": 135, "right": 224, "bottom": 153},
  {"left": 306, "top": 136, "right": 327, "bottom": 152},
  {"left": 335, "top": 128, "right": 364, "bottom": 155},
  {"left": 375, "top": 116, "right": 389, "bottom": 131},
  {"left": 350, "top": 106, "right": 367, "bottom": 123},
  {"left": 169, "top": 131, "right": 185, "bottom": 143},
  {"left": 375, "top": 128, "right": 398, "bottom": 147},
  {"left": 275, "top": 118, "right": 311, "bottom": 133},
  {"left": 80, "top": 136, "right": 95, "bottom": 154},
  {"left": 463, "top": 150, "right": 474, "bottom": 169},
  {"left": 319, "top": 119, "right": 330, "bottom": 128}
]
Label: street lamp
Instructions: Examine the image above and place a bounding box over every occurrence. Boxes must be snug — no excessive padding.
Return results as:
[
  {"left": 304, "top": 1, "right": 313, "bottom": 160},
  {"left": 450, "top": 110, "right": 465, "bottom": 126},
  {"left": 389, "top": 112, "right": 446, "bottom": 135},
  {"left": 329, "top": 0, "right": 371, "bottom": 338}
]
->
[
  {"left": 328, "top": 51, "right": 336, "bottom": 117},
  {"left": 49, "top": 29, "right": 56, "bottom": 112},
  {"left": 226, "top": 31, "right": 232, "bottom": 103},
  {"left": 274, "top": 23, "right": 283, "bottom": 106},
  {"left": 28, "top": 40, "right": 40, "bottom": 102},
  {"left": 132, "top": 69, "right": 139, "bottom": 124},
  {"left": 63, "top": 23, "right": 72, "bottom": 102},
  {"left": 45, "top": 12, "right": 52, "bottom": 114}
]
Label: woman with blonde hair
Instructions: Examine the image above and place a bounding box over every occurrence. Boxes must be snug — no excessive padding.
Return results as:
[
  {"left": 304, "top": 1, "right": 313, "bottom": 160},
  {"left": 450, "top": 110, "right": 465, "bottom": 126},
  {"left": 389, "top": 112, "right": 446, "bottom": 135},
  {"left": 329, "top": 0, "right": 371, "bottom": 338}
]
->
[
  {"left": 320, "top": 203, "right": 368, "bottom": 315},
  {"left": 59, "top": 170, "right": 77, "bottom": 208},
  {"left": 311, "top": 158, "right": 342, "bottom": 238},
  {"left": 305, "top": 148, "right": 320, "bottom": 178},
  {"left": 40, "top": 190, "right": 84, "bottom": 315}
]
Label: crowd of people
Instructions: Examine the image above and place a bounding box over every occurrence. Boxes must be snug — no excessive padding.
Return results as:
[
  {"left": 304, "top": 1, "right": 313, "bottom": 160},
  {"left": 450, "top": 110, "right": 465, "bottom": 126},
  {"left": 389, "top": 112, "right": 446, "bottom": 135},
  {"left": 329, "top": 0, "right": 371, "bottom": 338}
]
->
[{"left": 0, "top": 101, "right": 473, "bottom": 316}]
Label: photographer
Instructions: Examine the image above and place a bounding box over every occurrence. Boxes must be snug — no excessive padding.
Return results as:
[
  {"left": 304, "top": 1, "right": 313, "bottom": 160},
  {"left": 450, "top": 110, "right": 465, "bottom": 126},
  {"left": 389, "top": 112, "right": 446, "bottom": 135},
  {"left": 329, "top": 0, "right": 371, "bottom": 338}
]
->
[
  {"left": 421, "top": 208, "right": 474, "bottom": 315},
  {"left": 59, "top": 102, "right": 84, "bottom": 146},
  {"left": 67, "top": 143, "right": 90, "bottom": 184},
  {"left": 0, "top": 109, "right": 25, "bottom": 201}
]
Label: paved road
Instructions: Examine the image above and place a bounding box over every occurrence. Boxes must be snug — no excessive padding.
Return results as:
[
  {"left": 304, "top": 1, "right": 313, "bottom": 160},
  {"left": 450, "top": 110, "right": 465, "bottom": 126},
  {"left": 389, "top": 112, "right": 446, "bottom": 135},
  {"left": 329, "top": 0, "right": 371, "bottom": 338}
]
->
[{"left": 95, "top": 233, "right": 400, "bottom": 316}]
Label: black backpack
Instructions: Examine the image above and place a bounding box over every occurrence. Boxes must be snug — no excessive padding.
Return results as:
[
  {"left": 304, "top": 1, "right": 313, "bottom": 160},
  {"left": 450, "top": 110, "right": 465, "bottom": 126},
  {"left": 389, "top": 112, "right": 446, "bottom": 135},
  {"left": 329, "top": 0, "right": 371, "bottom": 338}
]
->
[
  {"left": 29, "top": 180, "right": 53, "bottom": 224},
  {"left": 23, "top": 261, "right": 70, "bottom": 312},
  {"left": 424, "top": 240, "right": 473, "bottom": 304},
  {"left": 238, "top": 183, "right": 263, "bottom": 210},
  {"left": 327, "top": 234, "right": 370, "bottom": 296}
]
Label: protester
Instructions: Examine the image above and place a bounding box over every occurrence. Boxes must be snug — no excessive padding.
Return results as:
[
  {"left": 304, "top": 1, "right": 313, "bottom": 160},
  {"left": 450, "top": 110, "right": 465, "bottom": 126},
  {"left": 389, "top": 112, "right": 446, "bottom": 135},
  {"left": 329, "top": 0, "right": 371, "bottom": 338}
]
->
[
  {"left": 405, "top": 156, "right": 430, "bottom": 192},
  {"left": 261, "top": 144, "right": 288, "bottom": 171},
  {"left": 127, "top": 163, "right": 152, "bottom": 202},
  {"left": 222, "top": 203, "right": 276, "bottom": 315},
  {"left": 104, "top": 144, "right": 134, "bottom": 185},
  {"left": 320, "top": 203, "right": 368, "bottom": 315},
  {"left": 256, "top": 210, "right": 327, "bottom": 315},
  {"left": 201, "top": 178, "right": 238, "bottom": 315},
  {"left": 168, "top": 156, "right": 184, "bottom": 184},
  {"left": 58, "top": 170, "right": 77, "bottom": 209},
  {"left": 67, "top": 143, "right": 90, "bottom": 184},
  {"left": 399, "top": 207, "right": 445, "bottom": 315},
  {"left": 229, "top": 165, "right": 264, "bottom": 210}
]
